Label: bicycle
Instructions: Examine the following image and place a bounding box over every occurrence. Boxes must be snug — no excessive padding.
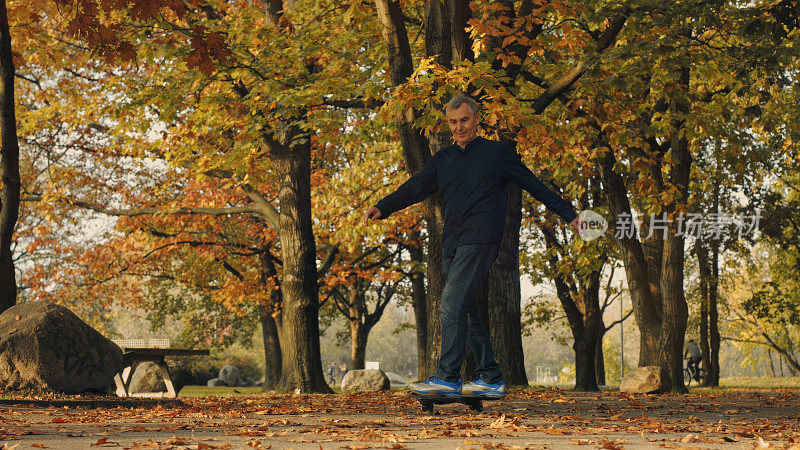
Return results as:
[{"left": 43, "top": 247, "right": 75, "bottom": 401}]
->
[{"left": 683, "top": 358, "right": 707, "bottom": 386}]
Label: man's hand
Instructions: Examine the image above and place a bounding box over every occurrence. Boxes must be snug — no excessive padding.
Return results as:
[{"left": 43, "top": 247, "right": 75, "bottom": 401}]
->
[
  {"left": 363, "top": 206, "right": 382, "bottom": 225},
  {"left": 569, "top": 216, "right": 582, "bottom": 235}
]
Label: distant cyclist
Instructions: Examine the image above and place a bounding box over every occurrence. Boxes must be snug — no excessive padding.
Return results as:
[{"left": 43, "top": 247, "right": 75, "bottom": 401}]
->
[{"left": 684, "top": 339, "right": 702, "bottom": 379}]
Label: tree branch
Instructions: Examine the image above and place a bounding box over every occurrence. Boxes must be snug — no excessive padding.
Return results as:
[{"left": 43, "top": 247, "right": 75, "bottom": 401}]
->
[
  {"left": 317, "top": 245, "right": 339, "bottom": 280},
  {"left": 532, "top": 9, "right": 630, "bottom": 114},
  {"left": 22, "top": 194, "right": 265, "bottom": 218},
  {"left": 603, "top": 308, "right": 633, "bottom": 333}
]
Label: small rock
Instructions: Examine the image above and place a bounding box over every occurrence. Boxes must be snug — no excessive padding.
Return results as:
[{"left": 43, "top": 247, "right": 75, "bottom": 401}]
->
[
  {"left": 130, "top": 361, "right": 190, "bottom": 395},
  {"left": 218, "top": 364, "right": 240, "bottom": 387},
  {"left": 620, "top": 366, "right": 665, "bottom": 393},
  {"left": 340, "top": 369, "right": 390, "bottom": 394},
  {"left": 207, "top": 377, "right": 227, "bottom": 387}
]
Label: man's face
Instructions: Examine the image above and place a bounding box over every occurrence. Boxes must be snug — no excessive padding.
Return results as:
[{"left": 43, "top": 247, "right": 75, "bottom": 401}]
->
[{"left": 446, "top": 103, "right": 479, "bottom": 147}]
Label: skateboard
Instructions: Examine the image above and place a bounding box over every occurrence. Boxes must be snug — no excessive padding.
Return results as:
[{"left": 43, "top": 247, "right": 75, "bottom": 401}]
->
[{"left": 409, "top": 392, "right": 500, "bottom": 414}]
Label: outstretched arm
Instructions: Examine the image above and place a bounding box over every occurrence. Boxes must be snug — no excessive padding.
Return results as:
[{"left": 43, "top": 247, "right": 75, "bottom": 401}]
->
[
  {"left": 363, "top": 157, "right": 438, "bottom": 225},
  {"left": 500, "top": 150, "right": 579, "bottom": 230}
]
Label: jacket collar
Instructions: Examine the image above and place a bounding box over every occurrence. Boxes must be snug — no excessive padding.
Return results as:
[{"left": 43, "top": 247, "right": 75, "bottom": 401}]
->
[{"left": 456, "top": 136, "right": 483, "bottom": 153}]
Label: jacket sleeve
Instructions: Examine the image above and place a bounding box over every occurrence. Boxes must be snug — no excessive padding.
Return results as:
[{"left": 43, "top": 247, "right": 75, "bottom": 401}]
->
[
  {"left": 374, "top": 156, "right": 438, "bottom": 219},
  {"left": 500, "top": 150, "right": 577, "bottom": 224}
]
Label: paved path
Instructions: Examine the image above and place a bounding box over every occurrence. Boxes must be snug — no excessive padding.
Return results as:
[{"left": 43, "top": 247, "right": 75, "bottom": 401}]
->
[{"left": 1, "top": 387, "right": 798, "bottom": 449}]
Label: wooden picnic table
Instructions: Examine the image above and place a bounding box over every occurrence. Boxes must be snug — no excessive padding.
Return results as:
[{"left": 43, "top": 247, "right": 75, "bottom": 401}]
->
[{"left": 114, "top": 347, "right": 210, "bottom": 398}]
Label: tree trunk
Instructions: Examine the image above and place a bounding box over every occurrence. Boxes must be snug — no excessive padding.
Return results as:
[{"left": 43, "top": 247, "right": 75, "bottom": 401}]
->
[
  {"left": 349, "top": 319, "right": 368, "bottom": 370},
  {"left": 0, "top": 0, "right": 20, "bottom": 313},
  {"left": 484, "top": 183, "right": 527, "bottom": 385},
  {"left": 657, "top": 62, "right": 691, "bottom": 393},
  {"left": 597, "top": 144, "right": 686, "bottom": 392},
  {"left": 768, "top": 349, "right": 775, "bottom": 377},
  {"left": 272, "top": 142, "right": 331, "bottom": 393},
  {"left": 259, "top": 306, "right": 282, "bottom": 390},
  {"left": 407, "top": 237, "right": 428, "bottom": 379},
  {"left": 595, "top": 327, "right": 606, "bottom": 386},
  {"left": 258, "top": 252, "right": 283, "bottom": 390},
  {"left": 660, "top": 226, "right": 689, "bottom": 393},
  {"left": 541, "top": 223, "right": 600, "bottom": 391},
  {"left": 709, "top": 236, "right": 721, "bottom": 385},
  {"left": 424, "top": 0, "right": 451, "bottom": 67},
  {"left": 696, "top": 238, "right": 712, "bottom": 386},
  {"left": 256, "top": 0, "right": 330, "bottom": 393},
  {"left": 574, "top": 271, "right": 602, "bottom": 391},
  {"left": 447, "top": 0, "right": 472, "bottom": 62}
]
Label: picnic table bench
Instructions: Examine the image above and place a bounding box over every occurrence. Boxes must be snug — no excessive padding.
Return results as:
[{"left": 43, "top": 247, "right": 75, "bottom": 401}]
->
[{"left": 112, "top": 339, "right": 209, "bottom": 398}]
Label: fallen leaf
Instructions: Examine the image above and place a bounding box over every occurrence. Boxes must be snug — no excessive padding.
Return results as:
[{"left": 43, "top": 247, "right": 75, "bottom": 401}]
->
[
  {"left": 165, "top": 436, "right": 190, "bottom": 445},
  {"left": 90, "top": 437, "right": 120, "bottom": 447},
  {"left": 598, "top": 439, "right": 625, "bottom": 450}
]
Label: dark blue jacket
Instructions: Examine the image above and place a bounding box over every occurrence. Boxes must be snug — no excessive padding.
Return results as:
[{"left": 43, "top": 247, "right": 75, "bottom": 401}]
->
[{"left": 375, "top": 137, "right": 577, "bottom": 257}]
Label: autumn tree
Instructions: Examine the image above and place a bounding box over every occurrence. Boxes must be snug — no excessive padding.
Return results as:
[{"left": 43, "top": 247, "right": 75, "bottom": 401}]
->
[
  {"left": 732, "top": 158, "right": 800, "bottom": 374},
  {"left": 512, "top": 0, "right": 798, "bottom": 391},
  {"left": 321, "top": 245, "right": 402, "bottom": 370},
  {"left": 15, "top": 0, "right": 399, "bottom": 393},
  {"left": 0, "top": 0, "right": 20, "bottom": 312}
]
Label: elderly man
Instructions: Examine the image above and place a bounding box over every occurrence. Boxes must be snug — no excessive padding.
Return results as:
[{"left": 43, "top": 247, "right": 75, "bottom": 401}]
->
[{"left": 363, "top": 95, "right": 580, "bottom": 398}]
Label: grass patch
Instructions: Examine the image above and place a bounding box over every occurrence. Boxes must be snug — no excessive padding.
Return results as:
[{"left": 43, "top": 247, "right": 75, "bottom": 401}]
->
[
  {"left": 179, "top": 386, "right": 265, "bottom": 397},
  {"left": 718, "top": 376, "right": 800, "bottom": 389}
]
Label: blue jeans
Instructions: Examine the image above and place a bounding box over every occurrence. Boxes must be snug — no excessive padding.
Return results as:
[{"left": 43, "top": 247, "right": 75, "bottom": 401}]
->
[{"left": 433, "top": 243, "right": 503, "bottom": 384}]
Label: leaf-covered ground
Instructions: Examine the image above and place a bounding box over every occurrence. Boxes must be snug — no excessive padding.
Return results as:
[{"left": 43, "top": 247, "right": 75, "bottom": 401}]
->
[{"left": 1, "top": 387, "right": 799, "bottom": 449}]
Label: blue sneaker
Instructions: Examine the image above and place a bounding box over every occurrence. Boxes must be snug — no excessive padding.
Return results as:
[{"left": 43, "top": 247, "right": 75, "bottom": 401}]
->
[
  {"left": 408, "top": 377, "right": 462, "bottom": 398},
  {"left": 462, "top": 378, "right": 506, "bottom": 398}
]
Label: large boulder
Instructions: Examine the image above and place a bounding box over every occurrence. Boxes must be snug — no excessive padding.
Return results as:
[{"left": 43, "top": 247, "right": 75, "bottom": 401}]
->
[
  {"left": 129, "top": 361, "right": 191, "bottom": 395},
  {"left": 0, "top": 301, "right": 123, "bottom": 393},
  {"left": 218, "top": 364, "right": 241, "bottom": 387},
  {"left": 620, "top": 366, "right": 665, "bottom": 394},
  {"left": 341, "top": 369, "right": 390, "bottom": 394}
]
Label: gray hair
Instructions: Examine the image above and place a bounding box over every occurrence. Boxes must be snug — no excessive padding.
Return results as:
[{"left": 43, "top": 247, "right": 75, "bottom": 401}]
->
[{"left": 444, "top": 95, "right": 479, "bottom": 115}]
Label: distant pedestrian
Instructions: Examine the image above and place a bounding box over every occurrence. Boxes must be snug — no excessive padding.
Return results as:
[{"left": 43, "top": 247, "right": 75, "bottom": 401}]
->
[{"left": 328, "top": 364, "right": 336, "bottom": 385}]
